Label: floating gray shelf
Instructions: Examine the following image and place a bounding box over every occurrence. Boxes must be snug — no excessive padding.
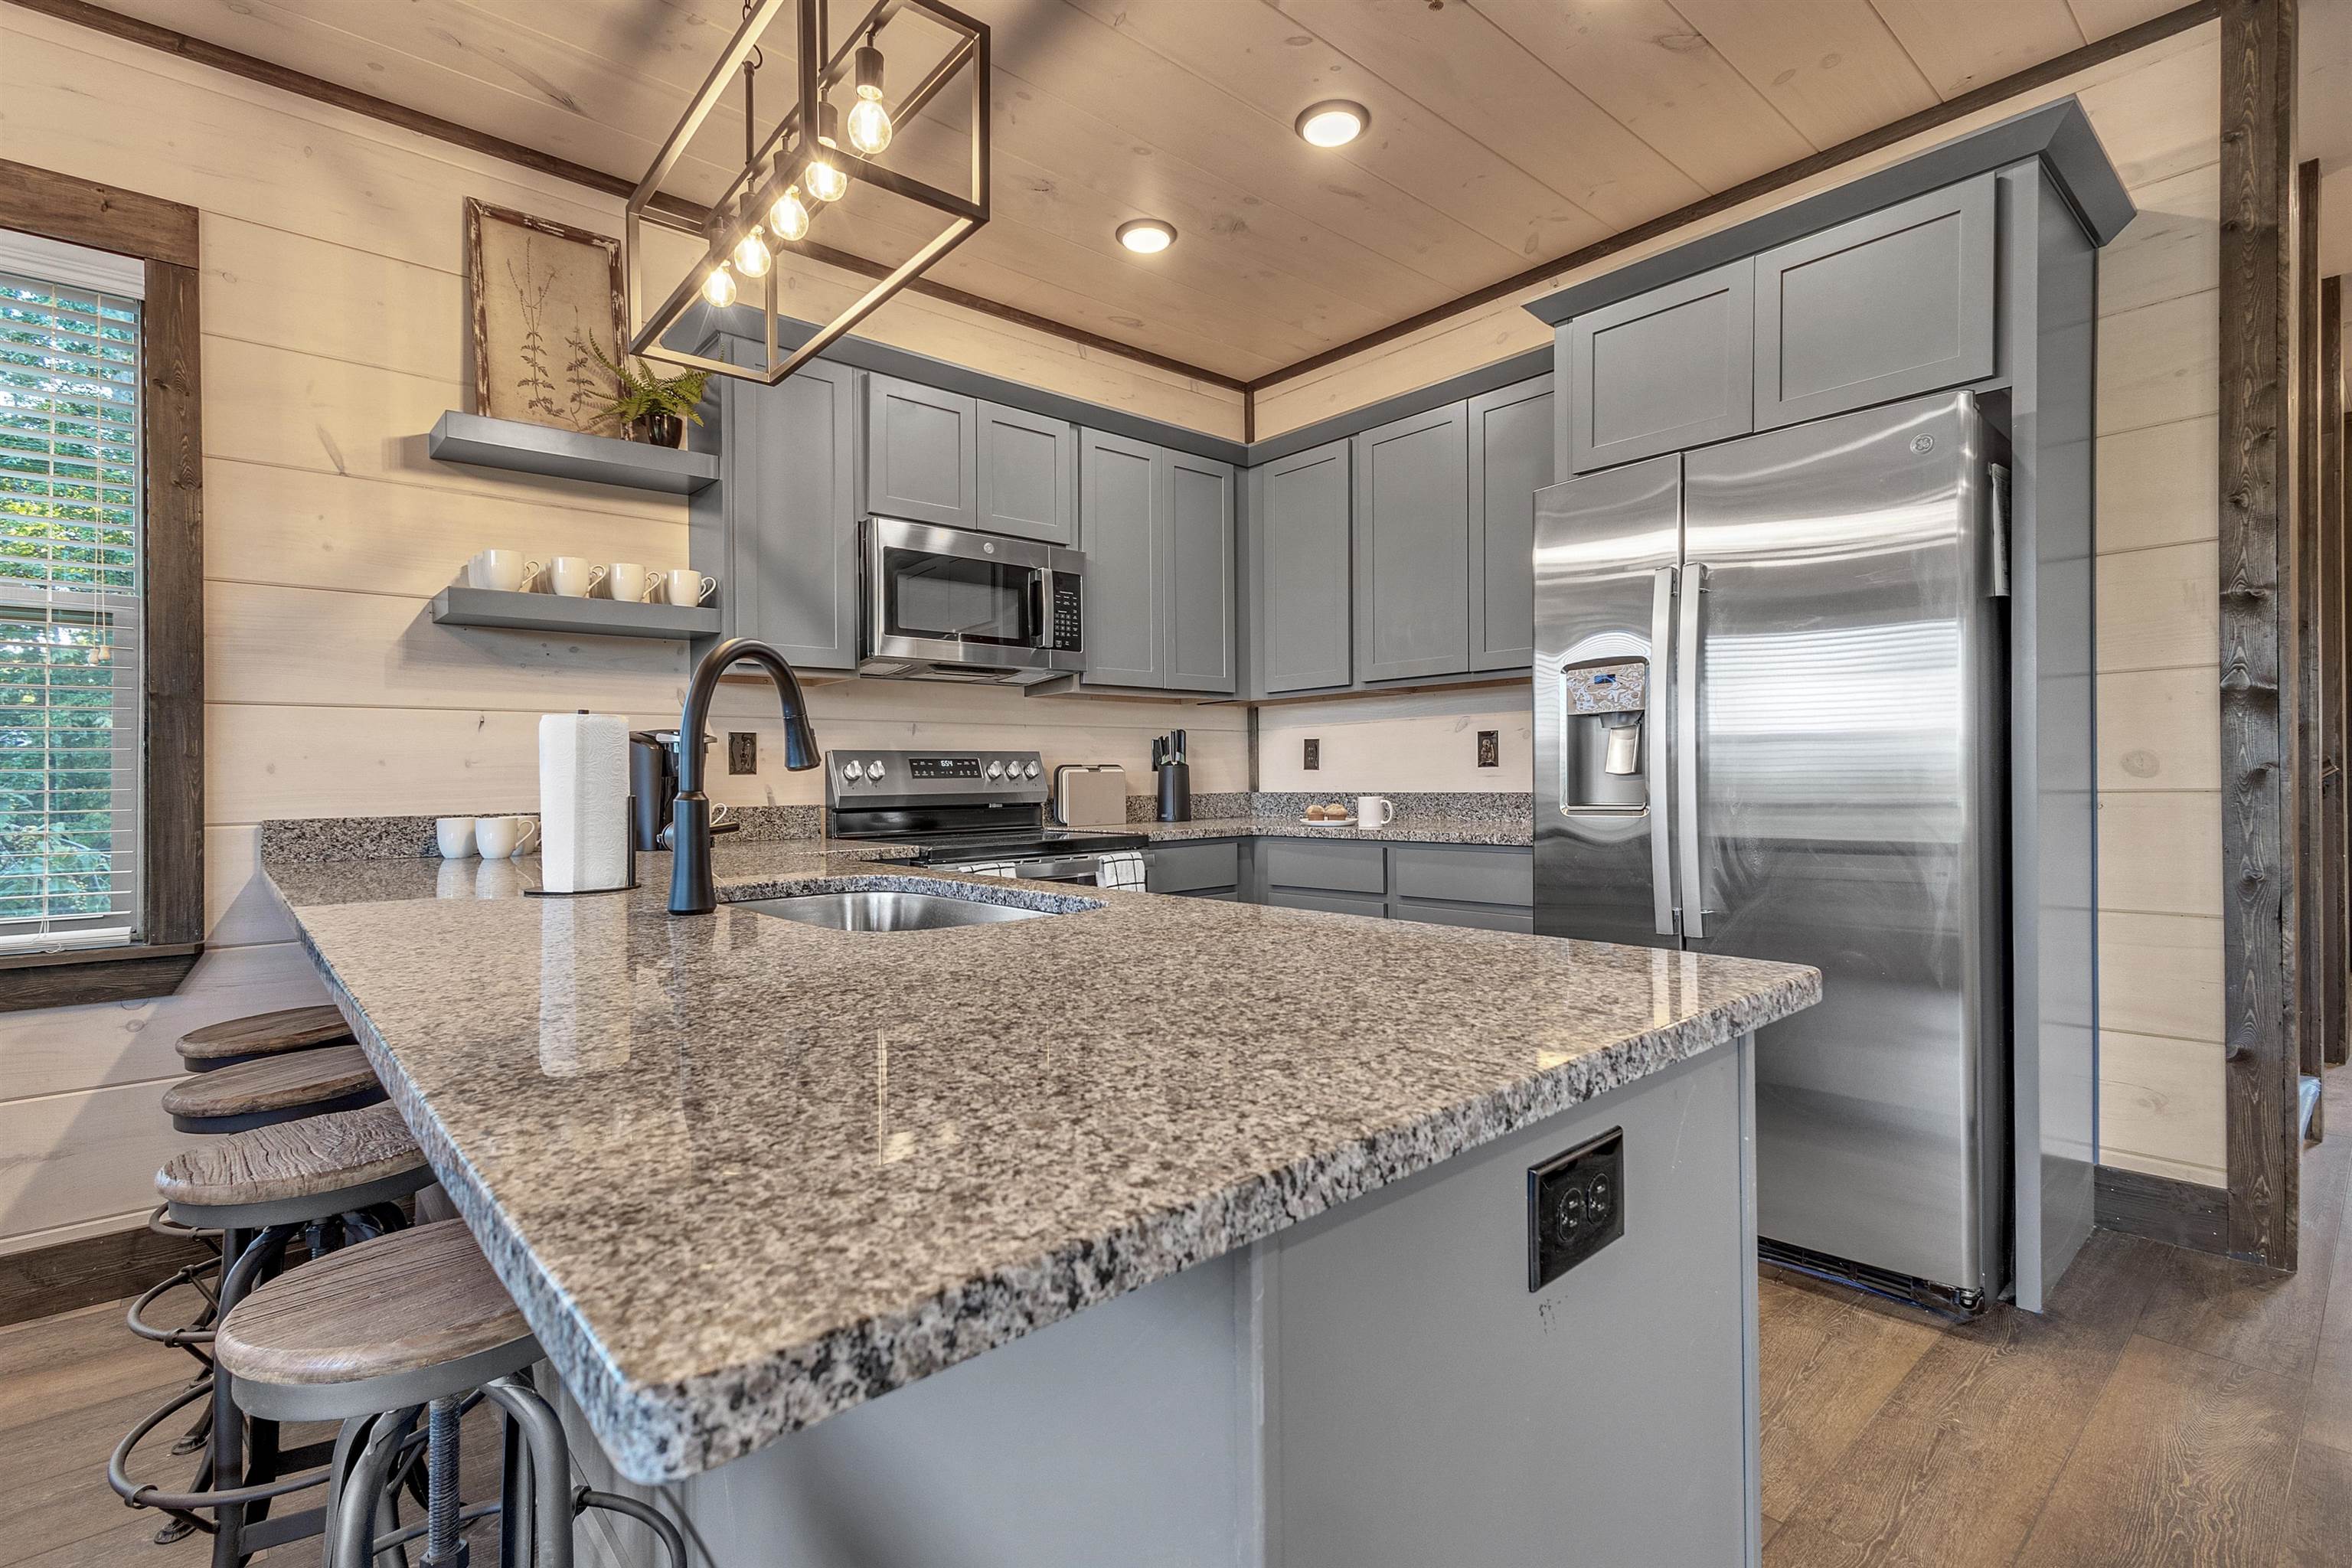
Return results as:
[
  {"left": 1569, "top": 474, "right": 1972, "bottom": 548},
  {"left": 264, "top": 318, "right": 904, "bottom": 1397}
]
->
[
  {"left": 426, "top": 411, "right": 718, "bottom": 495},
  {"left": 430, "top": 586, "right": 720, "bottom": 641}
]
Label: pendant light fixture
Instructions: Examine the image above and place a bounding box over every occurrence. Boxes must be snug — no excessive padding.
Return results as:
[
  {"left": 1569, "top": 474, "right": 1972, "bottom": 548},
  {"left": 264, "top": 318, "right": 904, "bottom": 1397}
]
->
[{"left": 624, "top": 0, "right": 990, "bottom": 388}]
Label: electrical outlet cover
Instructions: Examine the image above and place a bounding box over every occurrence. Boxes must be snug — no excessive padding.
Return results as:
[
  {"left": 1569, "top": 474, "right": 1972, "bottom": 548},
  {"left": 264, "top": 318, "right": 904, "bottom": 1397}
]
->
[
  {"left": 1478, "top": 730, "right": 1500, "bottom": 768},
  {"left": 727, "top": 732, "right": 758, "bottom": 775},
  {"left": 1304, "top": 738, "right": 1320, "bottom": 770}
]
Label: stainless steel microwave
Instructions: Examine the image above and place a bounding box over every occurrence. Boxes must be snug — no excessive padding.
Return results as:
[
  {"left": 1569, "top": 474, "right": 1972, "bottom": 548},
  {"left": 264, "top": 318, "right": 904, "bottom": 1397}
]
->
[{"left": 859, "top": 517, "right": 1086, "bottom": 684}]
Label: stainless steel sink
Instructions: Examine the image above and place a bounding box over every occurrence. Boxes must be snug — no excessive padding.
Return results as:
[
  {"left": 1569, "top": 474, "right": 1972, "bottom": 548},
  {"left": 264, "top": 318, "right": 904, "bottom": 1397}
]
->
[{"left": 733, "top": 889, "right": 1057, "bottom": 932}]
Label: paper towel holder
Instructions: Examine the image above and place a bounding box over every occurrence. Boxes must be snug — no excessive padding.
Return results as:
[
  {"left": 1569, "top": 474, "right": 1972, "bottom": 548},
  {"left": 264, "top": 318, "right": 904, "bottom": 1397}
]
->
[{"left": 524, "top": 792, "right": 642, "bottom": 897}]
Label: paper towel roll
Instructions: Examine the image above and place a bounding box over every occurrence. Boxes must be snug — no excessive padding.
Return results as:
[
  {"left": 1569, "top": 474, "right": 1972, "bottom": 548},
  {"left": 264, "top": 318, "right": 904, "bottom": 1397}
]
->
[{"left": 539, "top": 712, "right": 631, "bottom": 893}]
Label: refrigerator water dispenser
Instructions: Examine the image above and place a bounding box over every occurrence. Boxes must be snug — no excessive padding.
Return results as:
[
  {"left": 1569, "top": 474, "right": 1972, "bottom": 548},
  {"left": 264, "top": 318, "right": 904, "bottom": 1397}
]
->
[{"left": 1557, "top": 662, "right": 1649, "bottom": 813}]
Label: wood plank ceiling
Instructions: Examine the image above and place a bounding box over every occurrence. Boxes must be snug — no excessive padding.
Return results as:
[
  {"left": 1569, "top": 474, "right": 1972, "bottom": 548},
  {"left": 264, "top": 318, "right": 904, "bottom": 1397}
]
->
[{"left": 83, "top": 0, "right": 2189, "bottom": 384}]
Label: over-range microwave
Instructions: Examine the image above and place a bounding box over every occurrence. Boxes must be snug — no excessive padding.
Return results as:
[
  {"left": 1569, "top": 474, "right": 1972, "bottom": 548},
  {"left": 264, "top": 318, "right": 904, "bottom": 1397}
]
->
[{"left": 858, "top": 516, "right": 1086, "bottom": 685}]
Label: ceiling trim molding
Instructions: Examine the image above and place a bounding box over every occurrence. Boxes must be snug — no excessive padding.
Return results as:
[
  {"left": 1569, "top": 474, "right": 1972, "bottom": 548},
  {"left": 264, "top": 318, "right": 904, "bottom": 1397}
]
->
[
  {"left": 1, "top": 0, "right": 1251, "bottom": 395},
  {"left": 1243, "top": 0, "right": 2220, "bottom": 395}
]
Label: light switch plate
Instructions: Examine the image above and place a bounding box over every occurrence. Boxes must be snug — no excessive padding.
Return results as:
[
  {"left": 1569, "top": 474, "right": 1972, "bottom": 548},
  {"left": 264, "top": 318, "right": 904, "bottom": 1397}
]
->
[
  {"left": 1303, "top": 738, "right": 1320, "bottom": 771},
  {"left": 727, "top": 733, "right": 757, "bottom": 775}
]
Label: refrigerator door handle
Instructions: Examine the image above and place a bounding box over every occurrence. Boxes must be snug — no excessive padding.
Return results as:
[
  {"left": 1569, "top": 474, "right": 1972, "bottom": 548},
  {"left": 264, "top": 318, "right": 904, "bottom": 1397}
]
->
[
  {"left": 1676, "top": 563, "right": 1707, "bottom": 940},
  {"left": 1649, "top": 565, "right": 1678, "bottom": 936}
]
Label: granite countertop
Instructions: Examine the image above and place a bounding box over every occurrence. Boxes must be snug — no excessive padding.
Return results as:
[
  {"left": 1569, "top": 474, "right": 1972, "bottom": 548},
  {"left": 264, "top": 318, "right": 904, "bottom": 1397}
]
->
[
  {"left": 1132, "top": 815, "right": 1533, "bottom": 846},
  {"left": 268, "top": 837, "right": 1815, "bottom": 1485}
]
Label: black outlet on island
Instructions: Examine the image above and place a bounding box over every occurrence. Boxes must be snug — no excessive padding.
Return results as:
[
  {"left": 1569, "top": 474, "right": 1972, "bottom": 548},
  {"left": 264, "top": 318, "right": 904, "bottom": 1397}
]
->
[
  {"left": 1477, "top": 730, "right": 1500, "bottom": 768},
  {"left": 727, "top": 733, "right": 758, "bottom": 775},
  {"left": 1303, "top": 738, "right": 1320, "bottom": 770},
  {"left": 1527, "top": 1128, "right": 1625, "bottom": 1291}
]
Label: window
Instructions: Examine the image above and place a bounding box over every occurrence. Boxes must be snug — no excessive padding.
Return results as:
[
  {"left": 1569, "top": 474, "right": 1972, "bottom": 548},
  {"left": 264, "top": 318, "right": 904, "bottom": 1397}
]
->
[{"left": 0, "top": 234, "right": 145, "bottom": 954}]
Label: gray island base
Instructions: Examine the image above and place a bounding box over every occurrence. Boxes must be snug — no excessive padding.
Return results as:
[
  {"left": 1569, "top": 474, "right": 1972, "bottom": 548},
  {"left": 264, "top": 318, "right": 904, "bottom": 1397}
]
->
[{"left": 260, "top": 838, "right": 1813, "bottom": 1568}]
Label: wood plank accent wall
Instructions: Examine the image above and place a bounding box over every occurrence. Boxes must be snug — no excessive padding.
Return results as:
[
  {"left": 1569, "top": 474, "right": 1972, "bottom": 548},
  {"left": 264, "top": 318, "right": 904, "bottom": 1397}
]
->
[
  {"left": 0, "top": 5, "right": 1247, "bottom": 1255},
  {"left": 2216, "top": 0, "right": 2299, "bottom": 1269}
]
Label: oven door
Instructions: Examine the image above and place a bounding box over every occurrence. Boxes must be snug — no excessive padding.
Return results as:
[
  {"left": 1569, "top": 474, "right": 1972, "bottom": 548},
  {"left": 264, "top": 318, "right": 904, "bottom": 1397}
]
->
[
  {"left": 863, "top": 518, "right": 1079, "bottom": 675},
  {"left": 943, "top": 851, "right": 1149, "bottom": 890}
]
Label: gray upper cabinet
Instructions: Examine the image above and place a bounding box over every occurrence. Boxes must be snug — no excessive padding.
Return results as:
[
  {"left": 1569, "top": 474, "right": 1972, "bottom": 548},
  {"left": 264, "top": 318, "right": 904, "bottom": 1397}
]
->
[
  {"left": 1249, "top": 439, "right": 1353, "bottom": 695},
  {"left": 1078, "top": 429, "right": 1164, "bottom": 688},
  {"left": 1354, "top": 403, "right": 1471, "bottom": 684},
  {"left": 1753, "top": 175, "right": 1996, "bottom": 430},
  {"left": 865, "top": 374, "right": 978, "bottom": 529},
  {"left": 689, "top": 341, "right": 858, "bottom": 670},
  {"left": 1163, "top": 450, "right": 1236, "bottom": 693},
  {"left": 1466, "top": 376, "right": 1552, "bottom": 671},
  {"left": 1563, "top": 259, "right": 1753, "bottom": 474},
  {"left": 976, "top": 400, "right": 1076, "bottom": 544}
]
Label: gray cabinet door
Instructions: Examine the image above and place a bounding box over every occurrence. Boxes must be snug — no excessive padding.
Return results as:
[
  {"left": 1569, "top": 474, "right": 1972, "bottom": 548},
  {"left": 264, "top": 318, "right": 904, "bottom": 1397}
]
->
[
  {"left": 976, "top": 400, "right": 1076, "bottom": 544},
  {"left": 1564, "top": 259, "right": 1753, "bottom": 473},
  {"left": 690, "top": 343, "right": 858, "bottom": 669},
  {"left": 1353, "top": 403, "right": 1471, "bottom": 683},
  {"left": 1467, "top": 376, "right": 1551, "bottom": 671},
  {"left": 1147, "top": 840, "right": 1241, "bottom": 894},
  {"left": 1162, "top": 450, "right": 1236, "bottom": 693},
  {"left": 865, "top": 374, "right": 977, "bottom": 529},
  {"left": 1079, "top": 429, "right": 1163, "bottom": 688},
  {"left": 1753, "top": 175, "right": 1995, "bottom": 430},
  {"left": 1250, "top": 440, "right": 1353, "bottom": 695}
]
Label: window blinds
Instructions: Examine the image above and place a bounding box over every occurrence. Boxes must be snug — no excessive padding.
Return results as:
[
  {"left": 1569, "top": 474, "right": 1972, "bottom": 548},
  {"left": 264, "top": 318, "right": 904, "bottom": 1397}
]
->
[{"left": 0, "top": 256, "right": 143, "bottom": 950}]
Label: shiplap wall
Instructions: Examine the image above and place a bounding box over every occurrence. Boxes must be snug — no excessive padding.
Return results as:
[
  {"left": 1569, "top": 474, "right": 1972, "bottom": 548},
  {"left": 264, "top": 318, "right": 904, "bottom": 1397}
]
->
[
  {"left": 0, "top": 6, "right": 1244, "bottom": 1255},
  {"left": 1269, "top": 33, "right": 2228, "bottom": 1187}
]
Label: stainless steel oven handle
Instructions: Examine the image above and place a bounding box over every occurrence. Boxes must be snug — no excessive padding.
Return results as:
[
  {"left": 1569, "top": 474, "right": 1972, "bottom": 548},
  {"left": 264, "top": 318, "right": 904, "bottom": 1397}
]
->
[
  {"left": 1011, "top": 856, "right": 1105, "bottom": 884},
  {"left": 1675, "top": 563, "right": 1707, "bottom": 941},
  {"left": 1649, "top": 565, "right": 1677, "bottom": 938}
]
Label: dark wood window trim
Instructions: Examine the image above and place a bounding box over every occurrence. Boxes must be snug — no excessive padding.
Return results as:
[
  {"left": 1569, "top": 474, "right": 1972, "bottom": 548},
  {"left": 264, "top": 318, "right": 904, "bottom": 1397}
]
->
[{"left": 0, "top": 159, "right": 203, "bottom": 1011}]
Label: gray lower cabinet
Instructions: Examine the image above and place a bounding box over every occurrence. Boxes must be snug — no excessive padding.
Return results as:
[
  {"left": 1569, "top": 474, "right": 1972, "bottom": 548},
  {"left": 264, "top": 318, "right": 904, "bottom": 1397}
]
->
[
  {"left": 1353, "top": 404, "right": 1471, "bottom": 683},
  {"left": 1753, "top": 174, "right": 1996, "bottom": 430},
  {"left": 1075, "top": 430, "right": 1236, "bottom": 695},
  {"left": 1147, "top": 840, "right": 1247, "bottom": 898},
  {"left": 690, "top": 341, "right": 858, "bottom": 669},
  {"left": 1246, "top": 838, "right": 1532, "bottom": 929},
  {"left": 1562, "top": 258, "right": 1753, "bottom": 474},
  {"left": 1466, "top": 376, "right": 1551, "bottom": 671},
  {"left": 1248, "top": 439, "right": 1353, "bottom": 696},
  {"left": 1164, "top": 450, "right": 1236, "bottom": 692},
  {"left": 976, "top": 400, "right": 1076, "bottom": 544},
  {"left": 866, "top": 374, "right": 978, "bottom": 529}
]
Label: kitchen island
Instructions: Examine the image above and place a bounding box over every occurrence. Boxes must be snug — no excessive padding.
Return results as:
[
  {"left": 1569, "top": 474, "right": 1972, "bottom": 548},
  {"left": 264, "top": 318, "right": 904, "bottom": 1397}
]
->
[{"left": 264, "top": 835, "right": 1817, "bottom": 1567}]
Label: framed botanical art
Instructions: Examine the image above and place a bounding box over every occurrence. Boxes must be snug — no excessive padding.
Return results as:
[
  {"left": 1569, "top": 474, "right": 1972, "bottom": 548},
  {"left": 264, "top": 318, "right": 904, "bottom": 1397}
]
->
[{"left": 465, "top": 198, "right": 626, "bottom": 436}]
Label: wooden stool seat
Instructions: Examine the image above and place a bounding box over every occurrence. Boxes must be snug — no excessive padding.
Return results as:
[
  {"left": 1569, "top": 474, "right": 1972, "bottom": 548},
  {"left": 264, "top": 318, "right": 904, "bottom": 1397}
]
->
[
  {"left": 178, "top": 1004, "right": 354, "bottom": 1070},
  {"left": 158, "top": 1102, "right": 429, "bottom": 1227},
  {"left": 214, "top": 1220, "right": 536, "bottom": 1423},
  {"left": 162, "top": 1042, "right": 384, "bottom": 1131}
]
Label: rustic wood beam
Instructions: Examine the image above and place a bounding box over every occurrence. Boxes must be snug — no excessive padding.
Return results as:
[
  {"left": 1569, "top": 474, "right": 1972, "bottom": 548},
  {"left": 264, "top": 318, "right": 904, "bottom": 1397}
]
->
[
  {"left": 2219, "top": 0, "right": 2301, "bottom": 1269},
  {"left": 2295, "top": 158, "right": 2323, "bottom": 1132}
]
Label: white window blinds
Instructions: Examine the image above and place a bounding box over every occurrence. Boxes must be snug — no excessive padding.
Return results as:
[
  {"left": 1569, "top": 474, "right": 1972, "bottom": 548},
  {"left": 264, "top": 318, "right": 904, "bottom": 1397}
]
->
[{"left": 0, "top": 239, "right": 144, "bottom": 952}]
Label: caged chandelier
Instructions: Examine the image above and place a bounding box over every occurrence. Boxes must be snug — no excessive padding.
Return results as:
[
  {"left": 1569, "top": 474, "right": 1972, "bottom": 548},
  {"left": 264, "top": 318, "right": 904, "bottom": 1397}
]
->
[{"left": 623, "top": 0, "right": 989, "bottom": 387}]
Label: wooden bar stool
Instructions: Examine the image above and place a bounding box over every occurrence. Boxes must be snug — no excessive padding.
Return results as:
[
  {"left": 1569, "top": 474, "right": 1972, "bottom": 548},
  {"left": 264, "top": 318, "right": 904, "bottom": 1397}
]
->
[
  {"left": 178, "top": 1004, "right": 353, "bottom": 1073},
  {"left": 216, "top": 1220, "right": 685, "bottom": 1568},
  {"left": 113, "top": 1103, "right": 434, "bottom": 1566},
  {"left": 162, "top": 1043, "right": 386, "bottom": 1133}
]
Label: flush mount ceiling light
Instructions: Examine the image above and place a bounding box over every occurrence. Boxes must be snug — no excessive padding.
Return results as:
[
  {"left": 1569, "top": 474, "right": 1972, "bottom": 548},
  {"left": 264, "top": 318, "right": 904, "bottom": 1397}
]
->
[
  {"left": 1117, "top": 218, "right": 1176, "bottom": 254},
  {"left": 1295, "top": 100, "right": 1367, "bottom": 148},
  {"left": 624, "top": 0, "right": 990, "bottom": 387}
]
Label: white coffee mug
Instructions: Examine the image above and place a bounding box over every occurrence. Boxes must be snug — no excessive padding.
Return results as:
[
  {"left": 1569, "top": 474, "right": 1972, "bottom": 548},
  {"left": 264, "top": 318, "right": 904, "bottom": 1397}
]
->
[
  {"left": 608, "top": 563, "right": 652, "bottom": 603},
  {"left": 663, "top": 569, "right": 717, "bottom": 607},
  {"left": 469, "top": 549, "right": 540, "bottom": 593},
  {"left": 548, "top": 557, "right": 607, "bottom": 598},
  {"left": 1356, "top": 795, "right": 1396, "bottom": 828},
  {"left": 434, "top": 816, "right": 477, "bottom": 858},
  {"left": 474, "top": 815, "right": 540, "bottom": 859}
]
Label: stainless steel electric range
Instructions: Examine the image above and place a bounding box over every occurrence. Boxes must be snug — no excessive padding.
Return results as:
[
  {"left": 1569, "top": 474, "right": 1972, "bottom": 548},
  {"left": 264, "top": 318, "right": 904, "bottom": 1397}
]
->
[{"left": 825, "top": 748, "right": 1148, "bottom": 888}]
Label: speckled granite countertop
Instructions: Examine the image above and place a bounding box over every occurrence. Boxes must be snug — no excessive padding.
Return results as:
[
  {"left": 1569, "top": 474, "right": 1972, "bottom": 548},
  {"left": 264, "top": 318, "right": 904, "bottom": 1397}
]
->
[
  {"left": 267, "top": 837, "right": 1815, "bottom": 1485},
  {"left": 1134, "top": 816, "right": 1533, "bottom": 846}
]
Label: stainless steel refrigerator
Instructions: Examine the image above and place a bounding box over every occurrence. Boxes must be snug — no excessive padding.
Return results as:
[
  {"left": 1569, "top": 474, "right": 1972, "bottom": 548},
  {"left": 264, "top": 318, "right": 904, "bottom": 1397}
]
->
[{"left": 1534, "top": 390, "right": 2008, "bottom": 1311}]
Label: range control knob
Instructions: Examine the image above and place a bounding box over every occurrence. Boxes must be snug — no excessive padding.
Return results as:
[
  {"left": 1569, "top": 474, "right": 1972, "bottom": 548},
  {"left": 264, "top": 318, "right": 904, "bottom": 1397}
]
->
[
  {"left": 841, "top": 760, "right": 864, "bottom": 782},
  {"left": 986, "top": 760, "right": 1005, "bottom": 779},
  {"left": 866, "top": 760, "right": 887, "bottom": 779},
  {"left": 1023, "top": 760, "right": 1040, "bottom": 778}
]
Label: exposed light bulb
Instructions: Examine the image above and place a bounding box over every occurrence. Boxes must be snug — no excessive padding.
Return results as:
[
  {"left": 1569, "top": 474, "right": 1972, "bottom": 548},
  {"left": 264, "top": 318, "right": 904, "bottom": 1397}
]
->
[
  {"left": 768, "top": 185, "right": 810, "bottom": 242},
  {"left": 847, "top": 96, "right": 893, "bottom": 155},
  {"left": 807, "top": 102, "right": 850, "bottom": 202},
  {"left": 701, "top": 263, "right": 737, "bottom": 308},
  {"left": 732, "top": 226, "right": 771, "bottom": 278}
]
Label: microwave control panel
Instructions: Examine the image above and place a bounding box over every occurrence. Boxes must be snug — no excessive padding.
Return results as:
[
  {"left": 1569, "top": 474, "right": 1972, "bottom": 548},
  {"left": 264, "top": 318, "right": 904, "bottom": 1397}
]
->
[{"left": 1050, "top": 580, "right": 1083, "bottom": 652}]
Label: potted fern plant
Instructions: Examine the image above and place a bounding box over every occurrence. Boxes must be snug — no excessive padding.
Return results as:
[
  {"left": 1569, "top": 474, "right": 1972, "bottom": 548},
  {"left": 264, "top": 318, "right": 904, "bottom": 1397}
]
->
[{"left": 577, "top": 337, "right": 708, "bottom": 448}]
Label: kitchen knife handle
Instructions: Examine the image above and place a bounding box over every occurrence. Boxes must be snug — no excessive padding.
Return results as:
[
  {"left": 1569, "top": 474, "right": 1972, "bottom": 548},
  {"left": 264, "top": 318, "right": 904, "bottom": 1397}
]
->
[
  {"left": 1648, "top": 566, "right": 1677, "bottom": 938},
  {"left": 1675, "top": 563, "right": 1707, "bottom": 941}
]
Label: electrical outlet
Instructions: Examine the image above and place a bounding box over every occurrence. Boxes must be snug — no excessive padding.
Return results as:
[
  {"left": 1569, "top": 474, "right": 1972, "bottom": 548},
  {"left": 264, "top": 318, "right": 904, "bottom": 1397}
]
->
[
  {"left": 1303, "top": 738, "right": 1320, "bottom": 771},
  {"left": 727, "top": 732, "right": 758, "bottom": 775},
  {"left": 1477, "top": 730, "right": 1500, "bottom": 768},
  {"left": 1527, "top": 1128, "right": 1625, "bottom": 1291}
]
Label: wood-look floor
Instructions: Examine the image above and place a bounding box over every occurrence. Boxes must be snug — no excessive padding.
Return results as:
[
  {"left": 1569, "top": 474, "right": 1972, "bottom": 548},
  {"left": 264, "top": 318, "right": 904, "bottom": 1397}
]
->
[{"left": 11, "top": 1102, "right": 2352, "bottom": 1568}]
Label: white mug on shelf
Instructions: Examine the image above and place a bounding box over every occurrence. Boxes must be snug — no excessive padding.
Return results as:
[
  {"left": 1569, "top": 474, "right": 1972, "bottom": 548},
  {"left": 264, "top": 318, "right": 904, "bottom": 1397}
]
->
[
  {"left": 608, "top": 563, "right": 652, "bottom": 603},
  {"left": 1355, "top": 795, "right": 1396, "bottom": 829},
  {"left": 663, "top": 569, "right": 717, "bottom": 607},
  {"left": 548, "top": 557, "right": 607, "bottom": 598},
  {"left": 469, "top": 550, "right": 540, "bottom": 593},
  {"left": 434, "top": 816, "right": 477, "bottom": 858},
  {"left": 475, "top": 815, "right": 540, "bottom": 859}
]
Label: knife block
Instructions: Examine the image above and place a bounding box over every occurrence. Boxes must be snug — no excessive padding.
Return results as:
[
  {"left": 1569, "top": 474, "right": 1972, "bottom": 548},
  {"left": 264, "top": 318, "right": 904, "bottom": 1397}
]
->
[{"left": 1155, "top": 761, "right": 1191, "bottom": 822}]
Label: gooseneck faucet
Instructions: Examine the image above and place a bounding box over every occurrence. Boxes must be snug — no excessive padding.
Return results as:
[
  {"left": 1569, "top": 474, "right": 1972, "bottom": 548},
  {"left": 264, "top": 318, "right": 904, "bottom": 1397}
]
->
[{"left": 668, "top": 637, "right": 821, "bottom": 916}]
